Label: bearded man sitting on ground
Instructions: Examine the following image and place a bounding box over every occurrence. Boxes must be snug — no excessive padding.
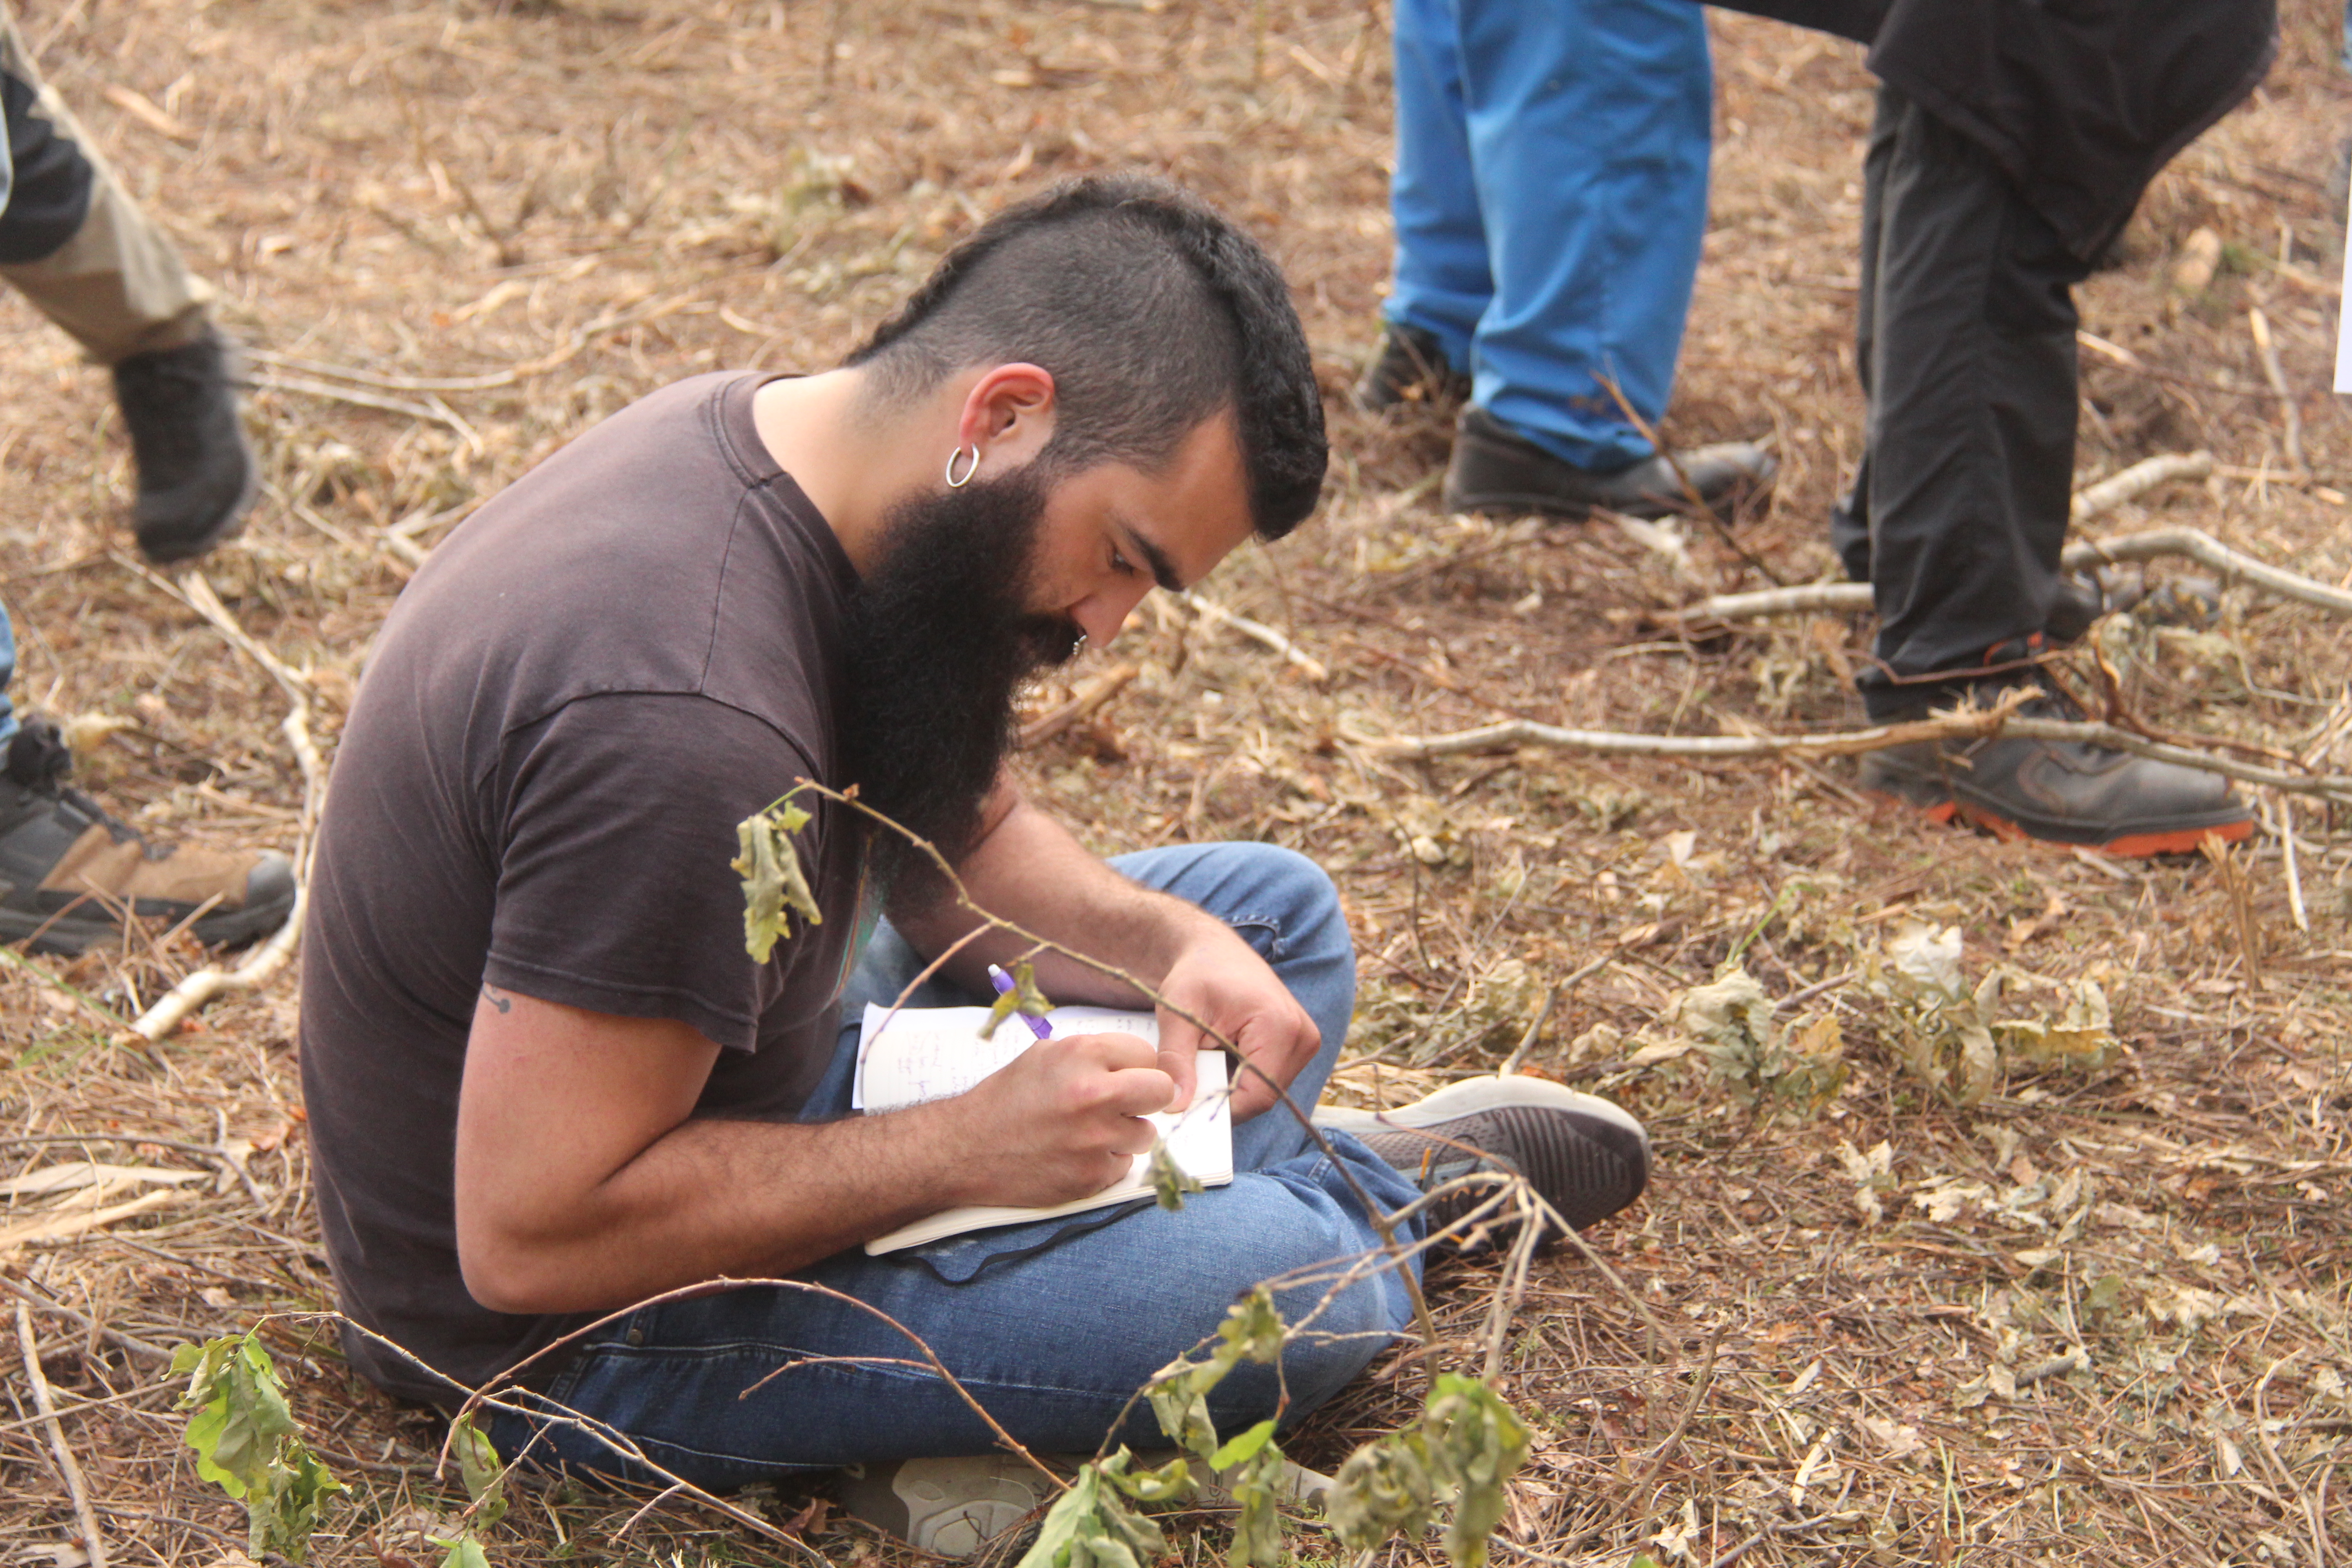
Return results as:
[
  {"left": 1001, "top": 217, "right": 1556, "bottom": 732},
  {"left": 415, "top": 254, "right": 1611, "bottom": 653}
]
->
[{"left": 299, "top": 176, "right": 1651, "bottom": 1514}]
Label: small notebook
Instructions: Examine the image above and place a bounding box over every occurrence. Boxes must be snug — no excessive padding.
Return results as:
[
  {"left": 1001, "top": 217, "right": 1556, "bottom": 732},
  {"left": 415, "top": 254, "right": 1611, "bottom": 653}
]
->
[{"left": 853, "top": 1002, "right": 1233, "bottom": 1255}]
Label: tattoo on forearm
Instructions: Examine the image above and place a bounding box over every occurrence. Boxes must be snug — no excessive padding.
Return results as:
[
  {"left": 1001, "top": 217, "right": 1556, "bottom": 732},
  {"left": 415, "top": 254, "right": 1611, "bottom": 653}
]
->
[{"left": 482, "top": 984, "right": 511, "bottom": 1014}]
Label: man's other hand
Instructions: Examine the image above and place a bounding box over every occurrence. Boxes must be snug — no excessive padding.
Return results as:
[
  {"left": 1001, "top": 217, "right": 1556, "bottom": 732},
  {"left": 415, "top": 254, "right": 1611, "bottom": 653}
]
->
[
  {"left": 1153, "top": 926, "right": 1318, "bottom": 1123},
  {"left": 953, "top": 1032, "right": 1174, "bottom": 1206}
]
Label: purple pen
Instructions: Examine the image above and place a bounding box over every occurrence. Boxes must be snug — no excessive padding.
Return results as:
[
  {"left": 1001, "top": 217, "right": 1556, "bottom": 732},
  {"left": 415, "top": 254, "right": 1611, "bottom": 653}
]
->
[{"left": 987, "top": 964, "right": 1054, "bottom": 1040}]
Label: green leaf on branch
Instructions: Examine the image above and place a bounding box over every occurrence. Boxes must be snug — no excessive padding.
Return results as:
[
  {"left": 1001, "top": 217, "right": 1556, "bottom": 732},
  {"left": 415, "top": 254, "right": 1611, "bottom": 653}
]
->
[
  {"left": 1423, "top": 1376, "right": 1529, "bottom": 1568},
  {"left": 174, "top": 1334, "right": 299, "bottom": 1499},
  {"left": 262, "top": 1446, "right": 345, "bottom": 1559},
  {"left": 1209, "top": 1417, "right": 1278, "bottom": 1470},
  {"left": 1146, "top": 1357, "right": 1222, "bottom": 1461},
  {"left": 1213, "top": 1288, "right": 1285, "bottom": 1370},
  {"left": 734, "top": 798, "right": 819, "bottom": 961},
  {"left": 1326, "top": 1374, "right": 1530, "bottom": 1568},
  {"left": 1147, "top": 1289, "right": 1286, "bottom": 1461},
  {"left": 1219, "top": 1428, "right": 1290, "bottom": 1568},
  {"left": 1328, "top": 1434, "right": 1437, "bottom": 1553},
  {"left": 982, "top": 959, "right": 1057, "bottom": 1038},
  {"left": 173, "top": 1331, "right": 345, "bottom": 1561},
  {"left": 450, "top": 1411, "right": 509, "bottom": 1530},
  {"left": 1100, "top": 1446, "right": 1195, "bottom": 1503},
  {"left": 434, "top": 1535, "right": 495, "bottom": 1568},
  {"left": 1016, "top": 1463, "right": 1168, "bottom": 1568},
  {"left": 1148, "top": 1139, "right": 1205, "bottom": 1211}
]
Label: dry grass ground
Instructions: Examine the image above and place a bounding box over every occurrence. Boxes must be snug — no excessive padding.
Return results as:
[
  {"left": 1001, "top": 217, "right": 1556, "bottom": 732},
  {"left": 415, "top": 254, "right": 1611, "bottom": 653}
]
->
[{"left": 0, "top": 0, "right": 2348, "bottom": 1564}]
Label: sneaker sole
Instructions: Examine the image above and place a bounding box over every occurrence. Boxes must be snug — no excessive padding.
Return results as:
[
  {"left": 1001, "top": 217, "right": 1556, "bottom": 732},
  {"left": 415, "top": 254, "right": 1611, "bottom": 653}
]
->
[
  {"left": 1870, "top": 787, "right": 2255, "bottom": 858},
  {"left": 0, "top": 907, "right": 123, "bottom": 957},
  {"left": 0, "top": 887, "right": 296, "bottom": 959}
]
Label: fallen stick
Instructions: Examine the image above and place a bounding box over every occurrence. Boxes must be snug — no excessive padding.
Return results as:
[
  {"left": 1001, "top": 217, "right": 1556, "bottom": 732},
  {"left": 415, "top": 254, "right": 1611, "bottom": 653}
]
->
[
  {"left": 250, "top": 371, "right": 483, "bottom": 453},
  {"left": 1350, "top": 705, "right": 2352, "bottom": 806},
  {"left": 1017, "top": 662, "right": 1139, "bottom": 746},
  {"left": 1348, "top": 697, "right": 2027, "bottom": 763},
  {"left": 1180, "top": 592, "right": 1330, "bottom": 682},
  {"left": 114, "top": 566, "right": 326, "bottom": 1039},
  {"left": 127, "top": 888, "right": 306, "bottom": 1044},
  {"left": 2247, "top": 310, "right": 2308, "bottom": 477},
  {"left": 0, "top": 1188, "right": 186, "bottom": 1258},
  {"left": 2071, "top": 451, "right": 2213, "bottom": 522},
  {"left": 1688, "top": 521, "right": 2352, "bottom": 623},
  {"left": 15, "top": 1300, "right": 107, "bottom": 1568}
]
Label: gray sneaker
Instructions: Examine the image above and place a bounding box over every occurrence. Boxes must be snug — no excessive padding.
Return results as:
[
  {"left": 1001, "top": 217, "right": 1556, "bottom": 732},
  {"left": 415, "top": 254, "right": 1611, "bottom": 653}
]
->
[
  {"left": 1317, "top": 1075, "right": 1650, "bottom": 1243},
  {"left": 835, "top": 1455, "right": 1054, "bottom": 1558}
]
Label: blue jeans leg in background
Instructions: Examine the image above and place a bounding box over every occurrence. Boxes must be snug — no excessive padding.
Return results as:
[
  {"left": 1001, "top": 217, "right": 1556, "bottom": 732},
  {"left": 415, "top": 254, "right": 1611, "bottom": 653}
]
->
[
  {"left": 0, "top": 600, "right": 16, "bottom": 747},
  {"left": 491, "top": 843, "right": 1421, "bottom": 1491},
  {"left": 1386, "top": 0, "right": 1712, "bottom": 471}
]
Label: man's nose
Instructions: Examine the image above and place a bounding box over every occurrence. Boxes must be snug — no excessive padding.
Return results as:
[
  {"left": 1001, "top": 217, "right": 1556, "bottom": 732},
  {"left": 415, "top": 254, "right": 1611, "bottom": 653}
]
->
[{"left": 1070, "top": 579, "right": 1152, "bottom": 649}]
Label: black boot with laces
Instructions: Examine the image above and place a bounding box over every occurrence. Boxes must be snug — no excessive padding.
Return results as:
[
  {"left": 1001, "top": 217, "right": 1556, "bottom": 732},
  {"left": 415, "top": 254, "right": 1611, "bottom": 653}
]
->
[
  {"left": 0, "top": 720, "right": 294, "bottom": 956},
  {"left": 111, "top": 328, "right": 255, "bottom": 564}
]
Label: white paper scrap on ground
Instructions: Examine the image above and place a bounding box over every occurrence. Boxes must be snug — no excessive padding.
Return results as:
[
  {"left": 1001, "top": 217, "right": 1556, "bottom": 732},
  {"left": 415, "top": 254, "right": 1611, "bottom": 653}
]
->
[
  {"left": 853, "top": 1001, "right": 1234, "bottom": 1254},
  {"left": 2339, "top": 180, "right": 2352, "bottom": 393}
]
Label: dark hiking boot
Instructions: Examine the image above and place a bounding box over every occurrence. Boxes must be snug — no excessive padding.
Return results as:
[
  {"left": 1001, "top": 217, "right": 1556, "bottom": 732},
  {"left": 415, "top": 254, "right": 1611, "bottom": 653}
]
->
[
  {"left": 0, "top": 720, "right": 295, "bottom": 956},
  {"left": 1353, "top": 323, "right": 1471, "bottom": 414},
  {"left": 112, "top": 328, "right": 256, "bottom": 565},
  {"left": 1442, "top": 406, "right": 1775, "bottom": 521},
  {"left": 1316, "top": 1075, "right": 1650, "bottom": 1245},
  {"left": 1859, "top": 688, "right": 2253, "bottom": 857}
]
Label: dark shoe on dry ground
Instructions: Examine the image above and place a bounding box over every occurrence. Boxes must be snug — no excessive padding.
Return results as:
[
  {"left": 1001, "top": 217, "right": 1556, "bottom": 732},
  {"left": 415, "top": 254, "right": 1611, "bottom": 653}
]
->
[
  {"left": 1353, "top": 323, "right": 1471, "bottom": 414},
  {"left": 113, "top": 328, "right": 256, "bottom": 564},
  {"left": 1442, "top": 407, "right": 1775, "bottom": 520},
  {"left": 1316, "top": 1074, "right": 1650, "bottom": 1244},
  {"left": 0, "top": 720, "right": 294, "bottom": 956},
  {"left": 1859, "top": 690, "right": 2253, "bottom": 857}
]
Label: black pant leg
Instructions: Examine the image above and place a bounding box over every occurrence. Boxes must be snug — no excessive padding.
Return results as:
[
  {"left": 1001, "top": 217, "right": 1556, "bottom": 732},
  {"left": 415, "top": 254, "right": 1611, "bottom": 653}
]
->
[
  {"left": 1828, "top": 84, "right": 1899, "bottom": 586},
  {"left": 0, "top": 63, "right": 95, "bottom": 265},
  {"left": 1850, "top": 87, "right": 2093, "bottom": 720}
]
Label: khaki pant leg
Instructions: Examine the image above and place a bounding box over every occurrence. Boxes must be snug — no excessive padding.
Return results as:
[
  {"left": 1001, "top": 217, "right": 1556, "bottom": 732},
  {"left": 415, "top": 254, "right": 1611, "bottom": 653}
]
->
[{"left": 0, "top": 0, "right": 211, "bottom": 364}]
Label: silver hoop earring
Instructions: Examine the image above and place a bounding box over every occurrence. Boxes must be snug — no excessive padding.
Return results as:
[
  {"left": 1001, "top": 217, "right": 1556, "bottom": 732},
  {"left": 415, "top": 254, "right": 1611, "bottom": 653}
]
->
[{"left": 944, "top": 445, "right": 980, "bottom": 488}]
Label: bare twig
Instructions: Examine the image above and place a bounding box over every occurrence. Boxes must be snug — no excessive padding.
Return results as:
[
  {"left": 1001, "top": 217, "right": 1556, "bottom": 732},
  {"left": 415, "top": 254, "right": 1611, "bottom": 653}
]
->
[
  {"left": 1018, "top": 662, "right": 1140, "bottom": 746},
  {"left": 2248, "top": 310, "right": 2308, "bottom": 477},
  {"left": 0, "top": 1274, "right": 173, "bottom": 1362},
  {"left": 250, "top": 371, "right": 484, "bottom": 451},
  {"left": 245, "top": 292, "right": 712, "bottom": 393},
  {"left": 110, "top": 565, "right": 324, "bottom": 1039},
  {"left": 1494, "top": 985, "right": 1559, "bottom": 1078},
  {"left": 16, "top": 1299, "right": 108, "bottom": 1568},
  {"left": 1693, "top": 520, "right": 2352, "bottom": 624},
  {"left": 1352, "top": 705, "right": 2352, "bottom": 805},
  {"left": 2071, "top": 451, "right": 2215, "bottom": 522},
  {"left": 1180, "top": 593, "right": 1329, "bottom": 682},
  {"left": 1347, "top": 691, "right": 2027, "bottom": 763}
]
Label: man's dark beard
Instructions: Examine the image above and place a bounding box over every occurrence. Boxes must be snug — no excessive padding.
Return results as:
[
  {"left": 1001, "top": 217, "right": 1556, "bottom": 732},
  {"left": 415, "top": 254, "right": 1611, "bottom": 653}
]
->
[{"left": 837, "top": 465, "right": 1082, "bottom": 890}]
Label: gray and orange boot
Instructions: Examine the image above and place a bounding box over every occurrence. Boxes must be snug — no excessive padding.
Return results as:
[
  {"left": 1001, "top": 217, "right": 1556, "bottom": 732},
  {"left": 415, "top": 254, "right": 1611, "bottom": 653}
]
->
[
  {"left": 1858, "top": 679, "right": 2253, "bottom": 857},
  {"left": 0, "top": 720, "right": 294, "bottom": 956}
]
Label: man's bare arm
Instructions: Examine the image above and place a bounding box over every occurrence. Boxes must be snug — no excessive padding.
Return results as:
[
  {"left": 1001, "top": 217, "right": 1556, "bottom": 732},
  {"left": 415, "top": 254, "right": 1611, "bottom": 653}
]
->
[
  {"left": 454, "top": 986, "right": 1172, "bottom": 1314},
  {"left": 887, "top": 778, "right": 1323, "bottom": 1121}
]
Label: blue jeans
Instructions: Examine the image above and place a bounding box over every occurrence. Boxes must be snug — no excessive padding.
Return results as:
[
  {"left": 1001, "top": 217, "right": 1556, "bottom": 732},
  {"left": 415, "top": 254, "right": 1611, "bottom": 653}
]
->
[
  {"left": 1387, "top": 0, "right": 1711, "bottom": 470},
  {"left": 490, "top": 843, "right": 1421, "bottom": 1490},
  {"left": 0, "top": 600, "right": 16, "bottom": 747}
]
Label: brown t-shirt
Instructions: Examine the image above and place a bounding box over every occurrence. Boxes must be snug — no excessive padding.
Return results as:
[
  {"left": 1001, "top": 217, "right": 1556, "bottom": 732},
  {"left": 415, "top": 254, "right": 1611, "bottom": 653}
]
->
[{"left": 299, "top": 372, "right": 868, "bottom": 1405}]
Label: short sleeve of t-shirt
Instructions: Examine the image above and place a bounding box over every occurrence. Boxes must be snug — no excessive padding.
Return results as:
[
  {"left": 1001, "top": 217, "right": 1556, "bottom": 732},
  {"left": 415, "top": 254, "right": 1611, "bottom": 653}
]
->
[{"left": 481, "top": 690, "right": 816, "bottom": 1051}]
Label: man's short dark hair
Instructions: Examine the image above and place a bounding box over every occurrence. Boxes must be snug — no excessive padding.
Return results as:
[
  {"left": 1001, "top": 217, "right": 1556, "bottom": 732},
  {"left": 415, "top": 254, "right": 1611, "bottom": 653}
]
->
[{"left": 845, "top": 175, "right": 1327, "bottom": 540}]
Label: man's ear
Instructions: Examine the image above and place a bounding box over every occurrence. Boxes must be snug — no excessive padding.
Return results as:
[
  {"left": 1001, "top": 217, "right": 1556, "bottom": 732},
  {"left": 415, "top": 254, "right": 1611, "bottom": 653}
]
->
[{"left": 957, "top": 363, "right": 1058, "bottom": 470}]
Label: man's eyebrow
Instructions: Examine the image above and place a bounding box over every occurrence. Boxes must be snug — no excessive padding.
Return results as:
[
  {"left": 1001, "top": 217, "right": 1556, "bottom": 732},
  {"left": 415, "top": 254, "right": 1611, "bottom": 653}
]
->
[{"left": 1122, "top": 524, "right": 1185, "bottom": 593}]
